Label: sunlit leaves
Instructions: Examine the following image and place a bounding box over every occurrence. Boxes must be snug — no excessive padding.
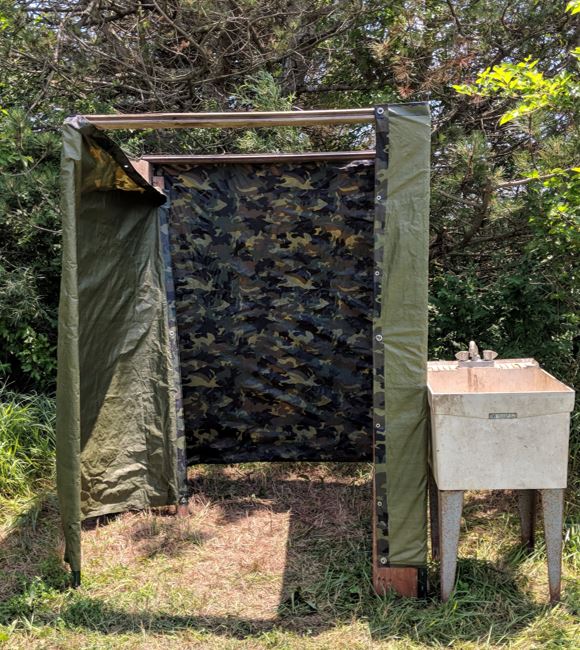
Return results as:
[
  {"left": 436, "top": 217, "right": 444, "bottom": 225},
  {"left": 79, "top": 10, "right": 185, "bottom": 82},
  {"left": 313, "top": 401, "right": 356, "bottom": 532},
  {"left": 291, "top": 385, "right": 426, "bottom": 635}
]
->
[{"left": 453, "top": 58, "right": 575, "bottom": 125}]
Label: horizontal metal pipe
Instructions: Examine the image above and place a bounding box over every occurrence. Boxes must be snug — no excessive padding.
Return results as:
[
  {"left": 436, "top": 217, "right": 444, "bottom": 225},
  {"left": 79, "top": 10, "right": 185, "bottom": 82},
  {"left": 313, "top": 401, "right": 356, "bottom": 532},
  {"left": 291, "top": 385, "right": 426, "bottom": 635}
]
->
[
  {"left": 84, "top": 108, "right": 375, "bottom": 130},
  {"left": 141, "top": 151, "right": 375, "bottom": 164}
]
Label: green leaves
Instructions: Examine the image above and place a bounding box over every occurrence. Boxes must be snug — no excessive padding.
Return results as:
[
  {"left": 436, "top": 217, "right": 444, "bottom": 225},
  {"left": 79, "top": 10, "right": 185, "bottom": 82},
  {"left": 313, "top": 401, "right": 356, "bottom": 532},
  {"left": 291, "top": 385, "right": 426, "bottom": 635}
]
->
[
  {"left": 453, "top": 58, "right": 575, "bottom": 125},
  {"left": 0, "top": 108, "right": 61, "bottom": 391}
]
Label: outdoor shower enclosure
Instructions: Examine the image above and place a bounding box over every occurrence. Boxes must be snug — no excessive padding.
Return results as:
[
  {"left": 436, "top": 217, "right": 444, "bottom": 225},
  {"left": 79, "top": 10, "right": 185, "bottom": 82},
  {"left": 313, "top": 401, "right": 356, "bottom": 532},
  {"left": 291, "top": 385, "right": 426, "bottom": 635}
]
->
[{"left": 56, "top": 105, "right": 431, "bottom": 597}]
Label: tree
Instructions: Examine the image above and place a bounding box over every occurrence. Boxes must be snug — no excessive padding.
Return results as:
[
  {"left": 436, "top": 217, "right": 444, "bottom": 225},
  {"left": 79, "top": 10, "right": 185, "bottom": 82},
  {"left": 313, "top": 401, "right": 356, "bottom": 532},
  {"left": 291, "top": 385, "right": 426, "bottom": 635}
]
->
[
  {"left": 0, "top": 0, "right": 578, "bottom": 391},
  {"left": 0, "top": 3, "right": 63, "bottom": 389}
]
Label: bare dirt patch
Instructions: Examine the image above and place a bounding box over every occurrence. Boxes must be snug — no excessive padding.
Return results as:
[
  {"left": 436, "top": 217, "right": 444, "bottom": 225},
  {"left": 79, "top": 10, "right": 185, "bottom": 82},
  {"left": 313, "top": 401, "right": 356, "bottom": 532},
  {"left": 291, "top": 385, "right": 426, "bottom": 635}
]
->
[{"left": 79, "top": 463, "right": 371, "bottom": 630}]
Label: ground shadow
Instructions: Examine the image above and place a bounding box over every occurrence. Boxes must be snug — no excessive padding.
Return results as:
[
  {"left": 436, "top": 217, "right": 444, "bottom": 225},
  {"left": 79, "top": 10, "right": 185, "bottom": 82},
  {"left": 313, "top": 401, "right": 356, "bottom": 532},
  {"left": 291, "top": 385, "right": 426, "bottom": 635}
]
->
[{"left": 0, "top": 464, "right": 561, "bottom": 646}]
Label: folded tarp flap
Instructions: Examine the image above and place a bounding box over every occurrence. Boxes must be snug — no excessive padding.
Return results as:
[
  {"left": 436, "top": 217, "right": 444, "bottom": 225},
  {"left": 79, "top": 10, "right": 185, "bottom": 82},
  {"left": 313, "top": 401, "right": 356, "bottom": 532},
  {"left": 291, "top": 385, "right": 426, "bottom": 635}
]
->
[{"left": 56, "top": 118, "right": 179, "bottom": 577}]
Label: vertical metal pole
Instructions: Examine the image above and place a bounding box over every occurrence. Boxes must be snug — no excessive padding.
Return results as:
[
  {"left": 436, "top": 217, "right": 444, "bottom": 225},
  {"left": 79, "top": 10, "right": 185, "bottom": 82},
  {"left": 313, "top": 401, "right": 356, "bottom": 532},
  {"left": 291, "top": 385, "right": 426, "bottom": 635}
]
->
[
  {"left": 439, "top": 490, "right": 464, "bottom": 602},
  {"left": 516, "top": 489, "right": 537, "bottom": 550},
  {"left": 540, "top": 488, "right": 565, "bottom": 603}
]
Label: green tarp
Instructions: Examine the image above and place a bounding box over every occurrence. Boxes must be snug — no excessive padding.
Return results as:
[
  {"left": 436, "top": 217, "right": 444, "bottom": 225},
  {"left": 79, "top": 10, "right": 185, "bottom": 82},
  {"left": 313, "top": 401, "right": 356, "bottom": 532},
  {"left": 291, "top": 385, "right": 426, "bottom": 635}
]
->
[
  {"left": 57, "top": 118, "right": 179, "bottom": 576},
  {"left": 56, "top": 104, "right": 430, "bottom": 582},
  {"left": 375, "top": 104, "right": 431, "bottom": 567}
]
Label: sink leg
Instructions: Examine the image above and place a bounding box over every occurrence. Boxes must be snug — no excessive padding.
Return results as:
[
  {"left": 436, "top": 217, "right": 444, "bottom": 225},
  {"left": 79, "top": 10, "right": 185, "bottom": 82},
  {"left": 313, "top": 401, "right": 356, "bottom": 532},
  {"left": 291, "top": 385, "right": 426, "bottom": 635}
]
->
[
  {"left": 540, "top": 488, "right": 565, "bottom": 603},
  {"left": 439, "top": 490, "right": 464, "bottom": 602},
  {"left": 429, "top": 469, "right": 440, "bottom": 561},
  {"left": 516, "top": 489, "right": 537, "bottom": 550}
]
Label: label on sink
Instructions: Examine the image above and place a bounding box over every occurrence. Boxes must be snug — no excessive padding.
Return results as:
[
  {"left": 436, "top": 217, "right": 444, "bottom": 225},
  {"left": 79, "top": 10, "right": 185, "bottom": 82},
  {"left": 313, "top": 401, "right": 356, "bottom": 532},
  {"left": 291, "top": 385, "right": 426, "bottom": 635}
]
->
[{"left": 488, "top": 412, "right": 518, "bottom": 419}]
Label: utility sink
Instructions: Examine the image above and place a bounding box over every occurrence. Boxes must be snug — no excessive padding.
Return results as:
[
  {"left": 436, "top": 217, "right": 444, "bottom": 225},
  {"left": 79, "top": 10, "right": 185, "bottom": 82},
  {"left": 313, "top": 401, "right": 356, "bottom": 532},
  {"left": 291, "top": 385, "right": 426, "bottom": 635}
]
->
[{"left": 428, "top": 359, "right": 575, "bottom": 490}]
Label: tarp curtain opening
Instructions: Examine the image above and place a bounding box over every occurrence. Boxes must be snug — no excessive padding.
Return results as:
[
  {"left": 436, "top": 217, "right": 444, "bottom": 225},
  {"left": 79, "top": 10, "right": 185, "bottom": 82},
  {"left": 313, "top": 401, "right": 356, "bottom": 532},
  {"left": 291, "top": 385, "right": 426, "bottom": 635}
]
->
[{"left": 57, "top": 118, "right": 179, "bottom": 572}]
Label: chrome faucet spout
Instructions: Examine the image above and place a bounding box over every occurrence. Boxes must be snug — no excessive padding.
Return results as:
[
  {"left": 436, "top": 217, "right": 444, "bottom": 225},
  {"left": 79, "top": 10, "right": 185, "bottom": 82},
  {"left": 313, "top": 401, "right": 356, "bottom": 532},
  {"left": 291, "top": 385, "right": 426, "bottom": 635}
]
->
[{"left": 468, "top": 340, "right": 480, "bottom": 361}]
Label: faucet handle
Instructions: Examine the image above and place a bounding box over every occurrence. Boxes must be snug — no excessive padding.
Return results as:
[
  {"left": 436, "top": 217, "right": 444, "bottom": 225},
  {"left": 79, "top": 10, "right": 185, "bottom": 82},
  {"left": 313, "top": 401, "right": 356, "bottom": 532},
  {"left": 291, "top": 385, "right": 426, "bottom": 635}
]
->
[
  {"left": 455, "top": 351, "right": 469, "bottom": 361},
  {"left": 483, "top": 349, "right": 498, "bottom": 361}
]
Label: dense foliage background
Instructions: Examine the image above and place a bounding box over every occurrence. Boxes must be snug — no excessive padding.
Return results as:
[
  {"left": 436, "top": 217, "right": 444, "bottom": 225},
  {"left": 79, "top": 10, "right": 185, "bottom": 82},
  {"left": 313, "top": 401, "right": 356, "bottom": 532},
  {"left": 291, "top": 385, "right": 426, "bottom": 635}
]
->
[
  {"left": 0, "top": 3, "right": 579, "bottom": 646},
  {"left": 0, "top": 0, "right": 578, "bottom": 394}
]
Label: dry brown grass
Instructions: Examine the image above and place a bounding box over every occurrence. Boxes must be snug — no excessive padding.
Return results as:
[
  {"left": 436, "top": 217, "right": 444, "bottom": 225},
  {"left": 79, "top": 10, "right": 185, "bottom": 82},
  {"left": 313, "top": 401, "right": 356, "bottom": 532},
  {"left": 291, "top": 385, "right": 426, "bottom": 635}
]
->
[
  {"left": 1, "top": 462, "right": 579, "bottom": 649},
  {"left": 78, "top": 463, "right": 370, "bottom": 631}
]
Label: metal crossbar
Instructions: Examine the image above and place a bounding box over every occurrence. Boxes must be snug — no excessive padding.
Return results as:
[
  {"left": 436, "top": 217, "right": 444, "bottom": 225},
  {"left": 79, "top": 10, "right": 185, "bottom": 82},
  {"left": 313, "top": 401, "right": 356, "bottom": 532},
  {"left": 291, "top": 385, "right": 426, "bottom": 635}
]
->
[{"left": 84, "top": 108, "right": 375, "bottom": 130}]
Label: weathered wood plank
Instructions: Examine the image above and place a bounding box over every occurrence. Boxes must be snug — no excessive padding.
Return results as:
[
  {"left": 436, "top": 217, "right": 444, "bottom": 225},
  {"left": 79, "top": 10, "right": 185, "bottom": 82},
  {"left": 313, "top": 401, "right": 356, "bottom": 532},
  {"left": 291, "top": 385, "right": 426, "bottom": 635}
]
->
[
  {"left": 373, "top": 567, "right": 420, "bottom": 598},
  {"left": 130, "top": 159, "right": 152, "bottom": 183}
]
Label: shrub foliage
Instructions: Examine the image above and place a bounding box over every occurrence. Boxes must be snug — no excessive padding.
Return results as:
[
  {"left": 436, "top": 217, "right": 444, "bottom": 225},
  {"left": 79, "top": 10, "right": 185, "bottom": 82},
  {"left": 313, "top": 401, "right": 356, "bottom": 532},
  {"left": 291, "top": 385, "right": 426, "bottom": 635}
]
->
[{"left": 0, "top": 1, "right": 577, "bottom": 396}]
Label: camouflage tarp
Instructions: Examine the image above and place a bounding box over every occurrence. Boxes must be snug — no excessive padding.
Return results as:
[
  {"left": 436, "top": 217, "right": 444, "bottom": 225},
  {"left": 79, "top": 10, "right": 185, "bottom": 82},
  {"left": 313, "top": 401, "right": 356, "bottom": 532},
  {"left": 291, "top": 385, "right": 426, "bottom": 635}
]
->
[{"left": 162, "top": 160, "right": 375, "bottom": 463}]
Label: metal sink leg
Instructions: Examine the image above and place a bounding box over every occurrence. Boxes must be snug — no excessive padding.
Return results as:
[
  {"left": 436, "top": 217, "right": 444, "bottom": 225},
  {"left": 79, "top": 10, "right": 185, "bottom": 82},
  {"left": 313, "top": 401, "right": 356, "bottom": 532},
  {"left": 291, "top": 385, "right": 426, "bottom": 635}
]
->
[
  {"left": 432, "top": 486, "right": 563, "bottom": 603},
  {"left": 540, "top": 488, "right": 565, "bottom": 603},
  {"left": 439, "top": 490, "right": 464, "bottom": 602}
]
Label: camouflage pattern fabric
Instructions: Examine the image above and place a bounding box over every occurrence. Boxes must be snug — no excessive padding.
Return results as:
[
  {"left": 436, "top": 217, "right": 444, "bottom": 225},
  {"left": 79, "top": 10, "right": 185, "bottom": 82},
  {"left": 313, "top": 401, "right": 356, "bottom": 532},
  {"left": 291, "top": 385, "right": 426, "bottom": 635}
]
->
[
  {"left": 158, "top": 197, "right": 189, "bottom": 500},
  {"left": 161, "top": 160, "right": 375, "bottom": 463},
  {"left": 373, "top": 106, "right": 389, "bottom": 565}
]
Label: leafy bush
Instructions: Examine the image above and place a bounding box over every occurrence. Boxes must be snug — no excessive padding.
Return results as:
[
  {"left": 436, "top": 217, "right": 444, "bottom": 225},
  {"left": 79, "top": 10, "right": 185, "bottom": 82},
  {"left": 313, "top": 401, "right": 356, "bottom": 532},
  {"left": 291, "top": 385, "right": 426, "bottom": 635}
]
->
[{"left": 0, "top": 109, "right": 61, "bottom": 392}]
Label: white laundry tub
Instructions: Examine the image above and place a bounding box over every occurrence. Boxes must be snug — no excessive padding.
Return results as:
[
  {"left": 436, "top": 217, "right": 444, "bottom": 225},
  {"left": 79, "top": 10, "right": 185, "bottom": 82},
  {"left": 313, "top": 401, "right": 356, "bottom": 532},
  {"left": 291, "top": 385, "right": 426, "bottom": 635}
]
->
[{"left": 428, "top": 360, "right": 575, "bottom": 490}]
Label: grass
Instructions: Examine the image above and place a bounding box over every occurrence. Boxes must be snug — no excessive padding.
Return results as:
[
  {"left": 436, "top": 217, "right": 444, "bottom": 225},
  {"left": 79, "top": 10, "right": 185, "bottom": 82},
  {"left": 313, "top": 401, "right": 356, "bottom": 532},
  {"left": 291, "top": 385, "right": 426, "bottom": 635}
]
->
[
  {"left": 0, "top": 393, "right": 579, "bottom": 649},
  {"left": 0, "top": 390, "right": 55, "bottom": 528}
]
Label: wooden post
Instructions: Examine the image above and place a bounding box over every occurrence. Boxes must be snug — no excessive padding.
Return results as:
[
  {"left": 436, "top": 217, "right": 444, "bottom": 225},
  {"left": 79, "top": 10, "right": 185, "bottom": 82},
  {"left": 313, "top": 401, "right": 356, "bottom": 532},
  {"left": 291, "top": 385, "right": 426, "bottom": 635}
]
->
[
  {"left": 131, "top": 159, "right": 152, "bottom": 183},
  {"left": 373, "top": 564, "right": 421, "bottom": 598},
  {"left": 372, "top": 472, "right": 422, "bottom": 598}
]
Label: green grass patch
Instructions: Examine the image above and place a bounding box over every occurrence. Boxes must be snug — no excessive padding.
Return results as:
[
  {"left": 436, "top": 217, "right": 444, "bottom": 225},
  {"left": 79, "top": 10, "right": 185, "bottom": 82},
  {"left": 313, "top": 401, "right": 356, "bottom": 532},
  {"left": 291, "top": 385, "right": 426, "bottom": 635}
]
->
[
  {"left": 0, "top": 394, "right": 579, "bottom": 648},
  {"left": 0, "top": 389, "right": 55, "bottom": 527}
]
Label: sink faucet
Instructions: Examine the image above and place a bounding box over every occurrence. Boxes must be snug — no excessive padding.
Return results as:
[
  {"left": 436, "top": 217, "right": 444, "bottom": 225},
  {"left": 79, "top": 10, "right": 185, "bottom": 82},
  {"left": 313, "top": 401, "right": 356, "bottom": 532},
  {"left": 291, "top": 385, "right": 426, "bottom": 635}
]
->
[
  {"left": 455, "top": 341, "right": 498, "bottom": 367},
  {"left": 468, "top": 340, "right": 480, "bottom": 362}
]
